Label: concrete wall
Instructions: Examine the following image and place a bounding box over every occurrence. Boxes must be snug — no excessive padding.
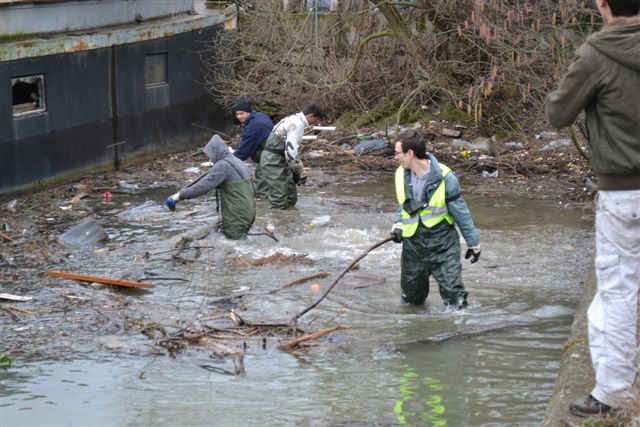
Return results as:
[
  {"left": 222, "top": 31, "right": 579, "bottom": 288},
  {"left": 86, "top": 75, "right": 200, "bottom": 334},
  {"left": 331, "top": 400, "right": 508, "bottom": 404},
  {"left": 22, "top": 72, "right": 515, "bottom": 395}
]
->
[
  {"left": 0, "top": 0, "right": 195, "bottom": 36},
  {"left": 542, "top": 266, "right": 596, "bottom": 426}
]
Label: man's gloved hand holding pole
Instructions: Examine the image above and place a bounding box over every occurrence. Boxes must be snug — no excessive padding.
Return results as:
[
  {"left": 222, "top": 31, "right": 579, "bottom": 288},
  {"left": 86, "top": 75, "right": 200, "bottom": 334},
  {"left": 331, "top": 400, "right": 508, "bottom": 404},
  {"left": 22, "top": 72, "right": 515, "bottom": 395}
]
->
[
  {"left": 465, "top": 245, "right": 481, "bottom": 263},
  {"left": 165, "top": 192, "right": 181, "bottom": 212},
  {"left": 390, "top": 222, "right": 403, "bottom": 243}
]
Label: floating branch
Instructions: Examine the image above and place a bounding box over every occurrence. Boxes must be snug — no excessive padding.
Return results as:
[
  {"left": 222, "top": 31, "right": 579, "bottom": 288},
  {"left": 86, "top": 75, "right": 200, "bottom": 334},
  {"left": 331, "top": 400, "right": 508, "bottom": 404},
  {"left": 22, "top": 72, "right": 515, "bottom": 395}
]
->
[{"left": 277, "top": 324, "right": 349, "bottom": 351}]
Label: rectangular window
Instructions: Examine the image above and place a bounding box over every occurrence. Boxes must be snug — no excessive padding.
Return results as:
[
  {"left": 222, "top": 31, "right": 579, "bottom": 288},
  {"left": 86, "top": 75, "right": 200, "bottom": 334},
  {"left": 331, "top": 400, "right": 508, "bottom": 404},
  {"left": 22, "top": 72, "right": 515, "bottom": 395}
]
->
[
  {"left": 12, "top": 75, "right": 46, "bottom": 117},
  {"left": 145, "top": 53, "right": 168, "bottom": 86}
]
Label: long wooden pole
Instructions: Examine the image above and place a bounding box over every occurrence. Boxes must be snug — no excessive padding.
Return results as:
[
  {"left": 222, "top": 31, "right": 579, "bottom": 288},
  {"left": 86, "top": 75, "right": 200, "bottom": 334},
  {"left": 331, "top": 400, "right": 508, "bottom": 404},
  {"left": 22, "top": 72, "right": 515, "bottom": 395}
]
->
[
  {"left": 290, "top": 236, "right": 394, "bottom": 323},
  {"left": 45, "top": 271, "right": 155, "bottom": 289}
]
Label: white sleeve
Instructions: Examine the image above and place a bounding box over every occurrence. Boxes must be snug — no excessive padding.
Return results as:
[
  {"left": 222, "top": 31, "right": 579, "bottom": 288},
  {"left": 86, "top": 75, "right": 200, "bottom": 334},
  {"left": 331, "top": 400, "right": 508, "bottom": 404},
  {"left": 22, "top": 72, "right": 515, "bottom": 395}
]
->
[{"left": 284, "top": 117, "right": 305, "bottom": 174}]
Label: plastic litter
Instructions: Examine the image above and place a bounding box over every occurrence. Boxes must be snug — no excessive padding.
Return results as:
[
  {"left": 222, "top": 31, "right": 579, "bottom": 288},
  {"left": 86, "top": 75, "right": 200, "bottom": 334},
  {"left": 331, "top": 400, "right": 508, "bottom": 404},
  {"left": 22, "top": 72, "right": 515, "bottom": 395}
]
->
[
  {"left": 117, "top": 181, "right": 140, "bottom": 191},
  {"left": 539, "top": 139, "right": 572, "bottom": 152},
  {"left": 353, "top": 139, "right": 388, "bottom": 155},
  {"left": 309, "top": 215, "right": 331, "bottom": 228},
  {"left": 183, "top": 167, "right": 201, "bottom": 174},
  {"left": 535, "top": 131, "right": 558, "bottom": 140},
  {"left": 482, "top": 170, "right": 499, "bottom": 178},
  {"left": 57, "top": 217, "right": 109, "bottom": 248},
  {"left": 504, "top": 141, "right": 524, "bottom": 148}
]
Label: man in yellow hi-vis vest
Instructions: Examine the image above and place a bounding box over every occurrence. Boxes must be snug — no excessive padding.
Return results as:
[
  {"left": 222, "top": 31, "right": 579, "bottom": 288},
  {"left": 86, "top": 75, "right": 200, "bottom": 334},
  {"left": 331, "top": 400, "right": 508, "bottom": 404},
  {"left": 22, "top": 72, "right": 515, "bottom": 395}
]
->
[{"left": 390, "top": 130, "right": 480, "bottom": 309}]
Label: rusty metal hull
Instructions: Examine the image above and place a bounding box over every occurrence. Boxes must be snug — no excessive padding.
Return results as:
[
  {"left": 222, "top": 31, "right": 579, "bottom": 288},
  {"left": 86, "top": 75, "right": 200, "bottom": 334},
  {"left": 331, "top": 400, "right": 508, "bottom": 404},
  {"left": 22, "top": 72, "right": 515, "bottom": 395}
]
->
[{"left": 0, "top": 22, "right": 229, "bottom": 194}]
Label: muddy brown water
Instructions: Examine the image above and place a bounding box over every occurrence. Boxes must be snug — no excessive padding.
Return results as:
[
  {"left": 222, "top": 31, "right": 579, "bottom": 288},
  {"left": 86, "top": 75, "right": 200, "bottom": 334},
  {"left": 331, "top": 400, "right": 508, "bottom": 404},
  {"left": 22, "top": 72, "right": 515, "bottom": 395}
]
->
[{"left": 0, "top": 172, "right": 594, "bottom": 426}]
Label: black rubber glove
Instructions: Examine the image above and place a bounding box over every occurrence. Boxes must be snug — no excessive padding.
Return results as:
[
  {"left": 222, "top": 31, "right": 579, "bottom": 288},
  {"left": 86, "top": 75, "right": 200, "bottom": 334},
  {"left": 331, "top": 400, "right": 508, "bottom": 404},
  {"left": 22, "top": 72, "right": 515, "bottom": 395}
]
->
[
  {"left": 465, "top": 246, "right": 481, "bottom": 263},
  {"left": 292, "top": 171, "right": 307, "bottom": 186},
  {"left": 390, "top": 223, "right": 403, "bottom": 243}
]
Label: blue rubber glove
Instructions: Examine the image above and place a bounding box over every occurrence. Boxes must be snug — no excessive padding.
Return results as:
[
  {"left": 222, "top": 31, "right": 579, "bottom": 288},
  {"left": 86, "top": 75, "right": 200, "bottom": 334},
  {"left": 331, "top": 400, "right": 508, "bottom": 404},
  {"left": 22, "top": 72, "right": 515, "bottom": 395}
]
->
[{"left": 165, "top": 192, "right": 180, "bottom": 212}]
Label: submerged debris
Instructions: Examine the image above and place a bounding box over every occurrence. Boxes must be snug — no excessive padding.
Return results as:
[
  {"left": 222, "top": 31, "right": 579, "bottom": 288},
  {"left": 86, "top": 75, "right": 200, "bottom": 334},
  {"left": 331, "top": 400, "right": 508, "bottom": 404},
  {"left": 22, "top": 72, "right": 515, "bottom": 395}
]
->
[
  {"left": 231, "top": 253, "right": 315, "bottom": 268},
  {"left": 57, "top": 217, "right": 109, "bottom": 248}
]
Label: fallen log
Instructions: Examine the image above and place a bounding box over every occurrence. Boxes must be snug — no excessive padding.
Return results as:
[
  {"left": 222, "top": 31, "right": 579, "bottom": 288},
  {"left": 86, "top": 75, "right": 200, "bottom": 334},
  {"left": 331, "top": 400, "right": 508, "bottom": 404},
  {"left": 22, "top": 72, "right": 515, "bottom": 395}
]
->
[
  {"left": 277, "top": 324, "right": 349, "bottom": 351},
  {"left": 45, "top": 271, "right": 155, "bottom": 289}
]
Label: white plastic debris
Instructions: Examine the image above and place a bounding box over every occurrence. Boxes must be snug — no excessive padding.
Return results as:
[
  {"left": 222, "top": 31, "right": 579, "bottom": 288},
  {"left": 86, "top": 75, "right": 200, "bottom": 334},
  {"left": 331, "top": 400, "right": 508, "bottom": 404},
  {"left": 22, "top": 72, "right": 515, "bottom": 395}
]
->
[{"left": 309, "top": 215, "right": 331, "bottom": 228}]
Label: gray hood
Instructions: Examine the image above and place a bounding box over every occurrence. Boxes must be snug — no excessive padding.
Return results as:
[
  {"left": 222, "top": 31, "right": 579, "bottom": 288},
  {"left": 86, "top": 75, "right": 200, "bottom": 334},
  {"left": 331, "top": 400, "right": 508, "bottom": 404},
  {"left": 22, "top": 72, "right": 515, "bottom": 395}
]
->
[
  {"left": 203, "top": 134, "right": 231, "bottom": 163},
  {"left": 587, "top": 17, "right": 640, "bottom": 72}
]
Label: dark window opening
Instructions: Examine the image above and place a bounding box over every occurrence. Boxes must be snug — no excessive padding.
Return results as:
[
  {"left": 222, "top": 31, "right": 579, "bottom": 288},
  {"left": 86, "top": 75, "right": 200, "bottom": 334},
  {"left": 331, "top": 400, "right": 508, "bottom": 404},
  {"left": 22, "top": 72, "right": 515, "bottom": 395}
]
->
[
  {"left": 145, "top": 53, "right": 168, "bottom": 86},
  {"left": 12, "top": 75, "right": 46, "bottom": 116}
]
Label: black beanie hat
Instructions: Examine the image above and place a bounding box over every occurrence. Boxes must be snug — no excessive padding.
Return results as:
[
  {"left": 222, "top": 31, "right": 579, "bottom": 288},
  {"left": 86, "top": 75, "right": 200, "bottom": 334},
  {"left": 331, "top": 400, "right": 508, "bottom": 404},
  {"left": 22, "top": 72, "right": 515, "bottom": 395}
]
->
[{"left": 233, "top": 99, "right": 252, "bottom": 113}]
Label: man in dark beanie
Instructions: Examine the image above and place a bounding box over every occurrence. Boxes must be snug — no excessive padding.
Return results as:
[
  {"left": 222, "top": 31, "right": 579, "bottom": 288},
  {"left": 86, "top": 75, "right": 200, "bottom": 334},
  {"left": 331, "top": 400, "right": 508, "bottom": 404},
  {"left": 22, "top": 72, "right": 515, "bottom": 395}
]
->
[
  {"left": 232, "top": 99, "right": 274, "bottom": 198},
  {"left": 233, "top": 99, "right": 252, "bottom": 115}
]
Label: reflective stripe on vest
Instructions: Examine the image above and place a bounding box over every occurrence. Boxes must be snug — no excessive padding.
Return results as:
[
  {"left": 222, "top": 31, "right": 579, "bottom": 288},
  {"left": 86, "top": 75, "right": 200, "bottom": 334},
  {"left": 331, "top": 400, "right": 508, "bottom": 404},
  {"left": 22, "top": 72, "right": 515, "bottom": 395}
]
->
[{"left": 394, "top": 164, "right": 454, "bottom": 237}]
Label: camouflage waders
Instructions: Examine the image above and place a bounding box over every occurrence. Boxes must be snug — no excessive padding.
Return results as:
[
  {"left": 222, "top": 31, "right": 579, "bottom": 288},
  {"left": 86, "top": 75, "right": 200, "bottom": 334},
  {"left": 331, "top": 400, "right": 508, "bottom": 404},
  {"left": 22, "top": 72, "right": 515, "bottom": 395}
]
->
[
  {"left": 219, "top": 177, "right": 256, "bottom": 240},
  {"left": 251, "top": 147, "right": 269, "bottom": 199},
  {"left": 259, "top": 133, "right": 297, "bottom": 209},
  {"left": 400, "top": 221, "right": 468, "bottom": 308}
]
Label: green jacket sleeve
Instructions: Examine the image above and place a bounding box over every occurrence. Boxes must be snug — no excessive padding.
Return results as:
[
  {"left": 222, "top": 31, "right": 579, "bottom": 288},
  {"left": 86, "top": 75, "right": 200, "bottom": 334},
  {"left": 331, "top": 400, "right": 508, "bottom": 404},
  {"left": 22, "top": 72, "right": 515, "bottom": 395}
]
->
[{"left": 545, "top": 44, "right": 599, "bottom": 128}]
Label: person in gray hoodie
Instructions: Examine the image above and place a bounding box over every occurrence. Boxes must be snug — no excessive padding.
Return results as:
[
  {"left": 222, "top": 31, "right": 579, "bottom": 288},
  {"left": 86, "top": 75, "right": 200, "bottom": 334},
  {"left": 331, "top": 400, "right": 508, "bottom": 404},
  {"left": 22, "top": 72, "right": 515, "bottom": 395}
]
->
[
  {"left": 165, "top": 135, "right": 256, "bottom": 240},
  {"left": 545, "top": 0, "right": 640, "bottom": 417}
]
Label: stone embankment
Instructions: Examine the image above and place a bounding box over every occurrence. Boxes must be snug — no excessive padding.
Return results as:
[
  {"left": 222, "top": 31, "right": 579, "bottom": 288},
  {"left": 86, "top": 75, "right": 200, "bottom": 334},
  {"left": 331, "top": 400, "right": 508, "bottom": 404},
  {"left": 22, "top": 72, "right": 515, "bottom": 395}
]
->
[{"left": 542, "top": 265, "right": 596, "bottom": 427}]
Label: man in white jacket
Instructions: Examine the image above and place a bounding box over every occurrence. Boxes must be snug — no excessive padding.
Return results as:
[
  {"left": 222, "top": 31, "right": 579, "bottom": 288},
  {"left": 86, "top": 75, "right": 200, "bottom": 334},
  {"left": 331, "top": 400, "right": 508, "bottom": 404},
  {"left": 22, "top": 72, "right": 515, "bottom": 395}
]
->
[{"left": 259, "top": 104, "right": 324, "bottom": 209}]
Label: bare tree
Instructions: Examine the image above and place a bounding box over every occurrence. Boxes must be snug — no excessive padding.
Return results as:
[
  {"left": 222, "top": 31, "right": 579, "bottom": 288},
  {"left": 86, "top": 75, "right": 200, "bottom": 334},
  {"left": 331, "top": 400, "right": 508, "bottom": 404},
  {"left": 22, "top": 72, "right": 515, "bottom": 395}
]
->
[{"left": 203, "top": 0, "right": 598, "bottom": 133}]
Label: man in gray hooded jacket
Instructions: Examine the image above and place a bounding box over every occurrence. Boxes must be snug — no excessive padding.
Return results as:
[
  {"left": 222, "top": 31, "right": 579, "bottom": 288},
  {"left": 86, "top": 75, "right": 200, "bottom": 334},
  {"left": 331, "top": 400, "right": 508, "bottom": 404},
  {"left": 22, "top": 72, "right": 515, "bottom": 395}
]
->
[
  {"left": 165, "top": 135, "right": 256, "bottom": 240},
  {"left": 545, "top": 0, "right": 640, "bottom": 417},
  {"left": 390, "top": 130, "right": 480, "bottom": 310}
]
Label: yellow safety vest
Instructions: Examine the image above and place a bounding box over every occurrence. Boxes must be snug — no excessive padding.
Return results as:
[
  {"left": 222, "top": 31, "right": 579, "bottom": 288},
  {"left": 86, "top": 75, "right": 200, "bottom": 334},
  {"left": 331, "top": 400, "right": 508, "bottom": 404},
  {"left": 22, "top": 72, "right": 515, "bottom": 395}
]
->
[{"left": 395, "top": 164, "right": 454, "bottom": 237}]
